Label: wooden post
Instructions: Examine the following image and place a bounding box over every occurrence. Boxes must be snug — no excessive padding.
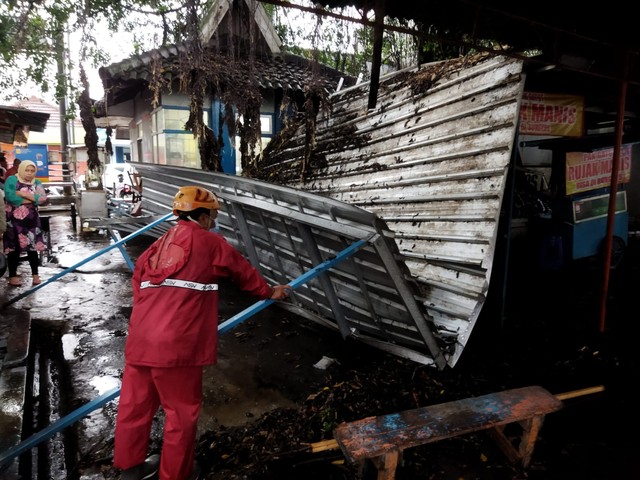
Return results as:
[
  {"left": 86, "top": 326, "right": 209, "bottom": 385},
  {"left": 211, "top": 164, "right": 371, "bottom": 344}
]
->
[
  {"left": 599, "top": 50, "right": 629, "bottom": 332},
  {"left": 367, "top": 0, "right": 386, "bottom": 110}
]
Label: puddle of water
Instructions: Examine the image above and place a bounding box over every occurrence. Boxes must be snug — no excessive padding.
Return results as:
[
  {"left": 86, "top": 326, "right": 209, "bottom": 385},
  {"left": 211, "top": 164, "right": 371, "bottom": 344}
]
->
[
  {"left": 56, "top": 250, "right": 130, "bottom": 275},
  {"left": 62, "top": 333, "right": 80, "bottom": 360},
  {"left": 1, "top": 393, "right": 24, "bottom": 414},
  {"left": 89, "top": 375, "right": 120, "bottom": 395},
  {"left": 93, "top": 355, "right": 117, "bottom": 366}
]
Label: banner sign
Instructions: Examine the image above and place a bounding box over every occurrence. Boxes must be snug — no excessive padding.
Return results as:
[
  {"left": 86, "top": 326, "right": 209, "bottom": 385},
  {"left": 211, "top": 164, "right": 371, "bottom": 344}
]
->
[
  {"left": 565, "top": 145, "right": 632, "bottom": 195},
  {"left": 519, "top": 92, "right": 584, "bottom": 137},
  {"left": 14, "top": 144, "right": 49, "bottom": 179}
]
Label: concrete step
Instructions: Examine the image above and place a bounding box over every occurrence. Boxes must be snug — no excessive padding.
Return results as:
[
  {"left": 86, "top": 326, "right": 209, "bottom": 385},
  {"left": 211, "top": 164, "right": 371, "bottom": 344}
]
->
[
  {"left": 0, "top": 308, "right": 31, "bottom": 478},
  {"left": 0, "top": 308, "right": 31, "bottom": 367}
]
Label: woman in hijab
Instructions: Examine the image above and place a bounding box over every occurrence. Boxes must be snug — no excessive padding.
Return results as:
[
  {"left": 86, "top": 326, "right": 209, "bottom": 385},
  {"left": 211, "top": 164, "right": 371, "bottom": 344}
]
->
[{"left": 3, "top": 159, "right": 48, "bottom": 286}]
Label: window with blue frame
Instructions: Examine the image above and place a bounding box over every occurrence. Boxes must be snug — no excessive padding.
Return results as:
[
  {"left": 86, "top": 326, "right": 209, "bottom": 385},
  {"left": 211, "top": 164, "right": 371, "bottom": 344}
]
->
[
  {"left": 151, "top": 106, "right": 210, "bottom": 167},
  {"left": 150, "top": 104, "right": 278, "bottom": 173}
]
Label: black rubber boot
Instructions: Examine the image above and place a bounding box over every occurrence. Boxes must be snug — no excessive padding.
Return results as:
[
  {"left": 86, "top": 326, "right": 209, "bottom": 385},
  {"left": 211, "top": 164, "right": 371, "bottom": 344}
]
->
[{"left": 121, "top": 454, "right": 160, "bottom": 480}]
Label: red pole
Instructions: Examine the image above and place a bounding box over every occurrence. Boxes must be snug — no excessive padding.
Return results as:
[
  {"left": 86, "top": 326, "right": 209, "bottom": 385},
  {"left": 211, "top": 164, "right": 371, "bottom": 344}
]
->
[{"left": 598, "top": 50, "right": 629, "bottom": 332}]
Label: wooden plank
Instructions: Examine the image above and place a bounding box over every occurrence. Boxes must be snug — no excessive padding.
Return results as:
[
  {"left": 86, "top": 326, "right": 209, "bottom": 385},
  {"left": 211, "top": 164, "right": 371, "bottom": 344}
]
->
[
  {"left": 333, "top": 386, "right": 563, "bottom": 463},
  {"left": 555, "top": 385, "right": 605, "bottom": 401},
  {"left": 306, "top": 439, "right": 340, "bottom": 453}
]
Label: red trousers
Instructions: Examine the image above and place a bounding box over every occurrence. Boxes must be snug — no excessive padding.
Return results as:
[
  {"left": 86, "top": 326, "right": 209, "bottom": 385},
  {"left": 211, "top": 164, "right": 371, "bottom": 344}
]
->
[{"left": 114, "top": 364, "right": 202, "bottom": 480}]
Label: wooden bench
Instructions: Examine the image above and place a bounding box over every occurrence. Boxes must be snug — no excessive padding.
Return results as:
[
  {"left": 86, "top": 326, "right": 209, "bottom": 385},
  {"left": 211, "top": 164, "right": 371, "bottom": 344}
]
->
[{"left": 333, "top": 385, "right": 564, "bottom": 480}]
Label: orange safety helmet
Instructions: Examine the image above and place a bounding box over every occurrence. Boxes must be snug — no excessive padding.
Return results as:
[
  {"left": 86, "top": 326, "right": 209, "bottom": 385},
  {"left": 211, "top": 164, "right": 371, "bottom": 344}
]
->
[{"left": 172, "top": 186, "right": 220, "bottom": 215}]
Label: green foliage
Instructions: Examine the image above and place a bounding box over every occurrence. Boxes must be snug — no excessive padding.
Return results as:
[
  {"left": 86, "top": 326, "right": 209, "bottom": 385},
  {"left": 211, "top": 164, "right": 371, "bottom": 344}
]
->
[
  {"left": 0, "top": 0, "right": 195, "bottom": 103},
  {"left": 270, "top": 2, "right": 427, "bottom": 80},
  {"left": 381, "top": 18, "right": 419, "bottom": 70},
  {"left": 415, "top": 24, "right": 468, "bottom": 64},
  {"left": 272, "top": 2, "right": 371, "bottom": 78},
  {"left": 1, "top": 0, "right": 462, "bottom": 107}
]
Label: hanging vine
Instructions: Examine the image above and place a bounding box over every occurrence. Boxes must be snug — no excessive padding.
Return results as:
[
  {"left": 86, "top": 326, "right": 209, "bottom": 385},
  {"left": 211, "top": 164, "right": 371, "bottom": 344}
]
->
[
  {"left": 144, "top": 0, "right": 266, "bottom": 172},
  {"left": 78, "top": 66, "right": 101, "bottom": 177}
]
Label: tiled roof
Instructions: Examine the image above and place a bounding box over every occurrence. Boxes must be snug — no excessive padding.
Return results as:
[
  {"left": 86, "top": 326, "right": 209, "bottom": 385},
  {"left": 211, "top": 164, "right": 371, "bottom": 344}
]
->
[
  {"left": 98, "top": 43, "right": 356, "bottom": 107},
  {"left": 0, "top": 103, "right": 50, "bottom": 132},
  {"left": 9, "top": 96, "right": 84, "bottom": 132},
  {"left": 12, "top": 96, "right": 57, "bottom": 117}
]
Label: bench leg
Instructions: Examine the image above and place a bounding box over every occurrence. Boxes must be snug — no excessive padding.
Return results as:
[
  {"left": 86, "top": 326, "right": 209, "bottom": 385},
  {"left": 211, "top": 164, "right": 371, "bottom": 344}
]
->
[
  {"left": 489, "top": 415, "right": 545, "bottom": 468},
  {"left": 369, "top": 447, "right": 401, "bottom": 480},
  {"left": 518, "top": 415, "right": 544, "bottom": 468}
]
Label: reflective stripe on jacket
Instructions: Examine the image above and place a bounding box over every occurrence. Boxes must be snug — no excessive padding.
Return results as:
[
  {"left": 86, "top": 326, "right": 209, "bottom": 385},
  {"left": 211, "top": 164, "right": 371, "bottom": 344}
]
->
[{"left": 124, "top": 219, "right": 272, "bottom": 367}]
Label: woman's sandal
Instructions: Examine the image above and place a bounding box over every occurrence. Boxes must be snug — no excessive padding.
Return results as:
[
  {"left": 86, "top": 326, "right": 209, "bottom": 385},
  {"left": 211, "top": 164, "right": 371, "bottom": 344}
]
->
[
  {"left": 32, "top": 275, "right": 41, "bottom": 286},
  {"left": 9, "top": 276, "right": 22, "bottom": 286}
]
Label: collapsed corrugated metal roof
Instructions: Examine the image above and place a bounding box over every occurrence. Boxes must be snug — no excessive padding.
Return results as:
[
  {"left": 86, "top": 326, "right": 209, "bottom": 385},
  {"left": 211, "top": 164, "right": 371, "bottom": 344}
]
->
[
  {"left": 256, "top": 53, "right": 525, "bottom": 366},
  {"left": 121, "top": 164, "right": 448, "bottom": 368},
  {"left": 97, "top": 44, "right": 355, "bottom": 108},
  {"left": 103, "top": 53, "right": 524, "bottom": 369}
]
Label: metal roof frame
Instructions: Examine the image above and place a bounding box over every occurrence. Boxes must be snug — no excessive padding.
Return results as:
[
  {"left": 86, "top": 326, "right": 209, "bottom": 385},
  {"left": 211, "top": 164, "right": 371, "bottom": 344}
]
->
[{"left": 104, "top": 163, "right": 449, "bottom": 368}]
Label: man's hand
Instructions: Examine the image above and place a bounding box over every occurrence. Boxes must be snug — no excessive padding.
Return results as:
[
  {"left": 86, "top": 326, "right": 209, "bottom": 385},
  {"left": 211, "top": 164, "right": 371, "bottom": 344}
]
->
[{"left": 270, "top": 285, "right": 292, "bottom": 300}]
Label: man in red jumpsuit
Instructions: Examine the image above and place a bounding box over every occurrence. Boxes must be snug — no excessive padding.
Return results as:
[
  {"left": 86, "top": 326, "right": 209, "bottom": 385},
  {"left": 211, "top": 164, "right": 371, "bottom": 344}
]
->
[{"left": 113, "top": 186, "right": 292, "bottom": 480}]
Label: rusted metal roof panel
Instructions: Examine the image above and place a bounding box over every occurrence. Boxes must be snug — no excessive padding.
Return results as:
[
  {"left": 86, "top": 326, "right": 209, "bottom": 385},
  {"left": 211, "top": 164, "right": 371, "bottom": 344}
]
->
[{"left": 261, "top": 54, "right": 525, "bottom": 366}]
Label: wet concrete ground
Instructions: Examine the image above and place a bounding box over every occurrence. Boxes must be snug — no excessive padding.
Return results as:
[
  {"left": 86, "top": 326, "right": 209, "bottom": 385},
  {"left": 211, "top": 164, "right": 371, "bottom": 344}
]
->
[
  {"left": 0, "top": 211, "right": 341, "bottom": 479},
  {"left": 1, "top": 209, "right": 639, "bottom": 479}
]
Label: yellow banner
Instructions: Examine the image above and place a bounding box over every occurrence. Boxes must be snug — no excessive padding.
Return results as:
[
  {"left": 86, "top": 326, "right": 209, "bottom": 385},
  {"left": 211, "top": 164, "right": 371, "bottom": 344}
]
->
[
  {"left": 565, "top": 145, "right": 632, "bottom": 195},
  {"left": 519, "top": 92, "right": 584, "bottom": 137}
]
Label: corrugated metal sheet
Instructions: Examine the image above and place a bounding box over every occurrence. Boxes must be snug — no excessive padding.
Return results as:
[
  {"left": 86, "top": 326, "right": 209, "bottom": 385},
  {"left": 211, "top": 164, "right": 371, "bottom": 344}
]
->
[
  {"left": 259, "top": 53, "right": 525, "bottom": 366},
  {"left": 119, "top": 165, "right": 448, "bottom": 368},
  {"left": 105, "top": 53, "right": 524, "bottom": 369}
]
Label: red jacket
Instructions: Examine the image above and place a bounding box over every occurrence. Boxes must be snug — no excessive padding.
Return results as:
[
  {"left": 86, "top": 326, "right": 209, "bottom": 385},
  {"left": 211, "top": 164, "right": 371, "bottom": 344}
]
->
[{"left": 124, "top": 219, "right": 272, "bottom": 367}]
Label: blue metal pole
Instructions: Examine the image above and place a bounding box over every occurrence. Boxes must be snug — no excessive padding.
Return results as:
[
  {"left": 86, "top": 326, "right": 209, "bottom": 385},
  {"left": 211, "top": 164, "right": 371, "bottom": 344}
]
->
[
  {"left": 109, "top": 229, "right": 136, "bottom": 272},
  {"left": 0, "top": 389, "right": 120, "bottom": 467},
  {"left": 218, "top": 237, "right": 370, "bottom": 334},
  {"left": 0, "top": 235, "right": 372, "bottom": 467},
  {"left": 1, "top": 213, "right": 174, "bottom": 310}
]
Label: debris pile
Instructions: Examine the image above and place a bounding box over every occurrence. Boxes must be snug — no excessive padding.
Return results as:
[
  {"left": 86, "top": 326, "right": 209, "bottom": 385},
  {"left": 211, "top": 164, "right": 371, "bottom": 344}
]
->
[{"left": 193, "top": 350, "right": 512, "bottom": 479}]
